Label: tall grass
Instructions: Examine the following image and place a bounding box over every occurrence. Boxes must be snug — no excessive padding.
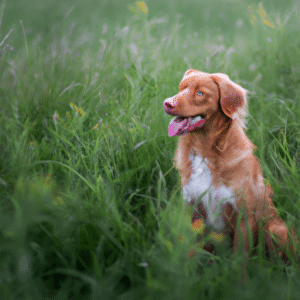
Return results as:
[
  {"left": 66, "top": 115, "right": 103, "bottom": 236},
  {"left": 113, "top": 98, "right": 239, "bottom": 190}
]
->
[{"left": 0, "top": 0, "right": 300, "bottom": 299}]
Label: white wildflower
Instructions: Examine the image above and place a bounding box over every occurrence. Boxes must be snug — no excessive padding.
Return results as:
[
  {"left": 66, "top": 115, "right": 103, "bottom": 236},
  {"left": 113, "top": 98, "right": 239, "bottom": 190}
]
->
[
  {"left": 236, "top": 20, "right": 243, "bottom": 28},
  {"left": 130, "top": 43, "right": 138, "bottom": 55},
  {"left": 122, "top": 26, "right": 129, "bottom": 34}
]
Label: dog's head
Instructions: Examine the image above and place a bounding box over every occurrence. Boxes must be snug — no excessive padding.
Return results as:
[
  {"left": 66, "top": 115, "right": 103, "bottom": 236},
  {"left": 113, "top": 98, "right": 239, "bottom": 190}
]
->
[{"left": 164, "top": 69, "right": 248, "bottom": 136}]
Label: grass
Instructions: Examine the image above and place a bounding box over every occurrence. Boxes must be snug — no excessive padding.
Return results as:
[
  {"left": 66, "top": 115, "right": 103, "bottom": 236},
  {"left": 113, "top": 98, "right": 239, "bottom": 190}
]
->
[{"left": 0, "top": 0, "right": 300, "bottom": 299}]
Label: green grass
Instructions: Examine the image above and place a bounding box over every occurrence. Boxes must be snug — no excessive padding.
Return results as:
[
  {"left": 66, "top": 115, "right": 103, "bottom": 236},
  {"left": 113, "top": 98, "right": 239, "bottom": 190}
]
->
[{"left": 0, "top": 0, "right": 300, "bottom": 299}]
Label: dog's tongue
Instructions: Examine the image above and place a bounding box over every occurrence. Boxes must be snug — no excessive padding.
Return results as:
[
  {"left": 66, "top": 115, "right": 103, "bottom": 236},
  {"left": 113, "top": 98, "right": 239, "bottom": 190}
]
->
[
  {"left": 168, "top": 117, "right": 190, "bottom": 137},
  {"left": 168, "top": 116, "right": 205, "bottom": 137}
]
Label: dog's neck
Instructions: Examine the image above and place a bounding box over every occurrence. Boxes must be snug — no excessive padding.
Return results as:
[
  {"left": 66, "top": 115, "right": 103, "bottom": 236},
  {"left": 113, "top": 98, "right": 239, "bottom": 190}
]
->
[{"left": 191, "top": 110, "right": 232, "bottom": 155}]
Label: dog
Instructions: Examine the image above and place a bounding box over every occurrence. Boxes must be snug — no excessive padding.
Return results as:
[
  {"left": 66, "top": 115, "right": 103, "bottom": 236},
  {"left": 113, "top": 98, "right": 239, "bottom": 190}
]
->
[{"left": 164, "top": 69, "right": 296, "bottom": 261}]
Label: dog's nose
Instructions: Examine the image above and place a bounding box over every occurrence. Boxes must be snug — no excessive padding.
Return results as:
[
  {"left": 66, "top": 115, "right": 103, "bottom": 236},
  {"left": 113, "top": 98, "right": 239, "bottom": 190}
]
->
[{"left": 164, "top": 98, "right": 176, "bottom": 112}]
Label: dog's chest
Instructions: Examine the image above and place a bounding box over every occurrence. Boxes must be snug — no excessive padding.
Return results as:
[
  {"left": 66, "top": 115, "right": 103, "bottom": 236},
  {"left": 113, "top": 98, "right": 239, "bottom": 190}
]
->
[{"left": 182, "top": 153, "right": 237, "bottom": 230}]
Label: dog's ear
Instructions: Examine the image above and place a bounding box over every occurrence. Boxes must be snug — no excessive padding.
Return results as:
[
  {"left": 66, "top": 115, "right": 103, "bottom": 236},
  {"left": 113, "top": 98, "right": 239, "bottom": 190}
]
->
[
  {"left": 181, "top": 69, "right": 199, "bottom": 81},
  {"left": 183, "top": 69, "right": 196, "bottom": 76},
  {"left": 212, "top": 73, "right": 248, "bottom": 128}
]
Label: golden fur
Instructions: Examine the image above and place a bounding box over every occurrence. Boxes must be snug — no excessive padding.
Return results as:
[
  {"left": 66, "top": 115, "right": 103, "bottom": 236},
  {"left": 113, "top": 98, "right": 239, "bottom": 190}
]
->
[{"left": 164, "top": 69, "right": 296, "bottom": 260}]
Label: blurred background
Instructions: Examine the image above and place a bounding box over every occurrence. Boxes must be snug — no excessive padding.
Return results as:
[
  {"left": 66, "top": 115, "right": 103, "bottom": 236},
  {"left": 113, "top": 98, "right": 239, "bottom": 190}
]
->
[{"left": 1, "top": 1, "right": 300, "bottom": 299}]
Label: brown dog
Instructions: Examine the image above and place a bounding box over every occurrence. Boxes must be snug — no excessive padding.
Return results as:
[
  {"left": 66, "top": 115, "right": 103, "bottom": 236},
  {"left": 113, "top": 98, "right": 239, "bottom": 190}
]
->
[{"left": 164, "top": 69, "right": 296, "bottom": 261}]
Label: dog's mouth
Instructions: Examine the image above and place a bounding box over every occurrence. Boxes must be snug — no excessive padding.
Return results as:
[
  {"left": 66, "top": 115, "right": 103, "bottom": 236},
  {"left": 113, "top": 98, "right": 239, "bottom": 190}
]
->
[{"left": 168, "top": 115, "right": 206, "bottom": 137}]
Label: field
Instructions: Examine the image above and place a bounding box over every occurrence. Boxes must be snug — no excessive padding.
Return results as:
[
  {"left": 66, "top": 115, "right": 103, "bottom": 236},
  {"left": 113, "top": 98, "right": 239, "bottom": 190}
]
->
[{"left": 0, "top": 0, "right": 300, "bottom": 299}]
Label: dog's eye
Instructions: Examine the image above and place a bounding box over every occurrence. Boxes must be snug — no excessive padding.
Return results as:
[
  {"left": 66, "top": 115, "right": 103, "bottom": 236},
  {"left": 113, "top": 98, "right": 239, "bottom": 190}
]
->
[{"left": 197, "top": 90, "right": 203, "bottom": 96}]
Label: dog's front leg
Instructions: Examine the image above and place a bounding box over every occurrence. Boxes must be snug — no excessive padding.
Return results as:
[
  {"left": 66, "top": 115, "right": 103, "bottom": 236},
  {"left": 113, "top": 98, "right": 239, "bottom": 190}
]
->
[
  {"left": 233, "top": 215, "right": 255, "bottom": 279},
  {"left": 233, "top": 215, "right": 255, "bottom": 257}
]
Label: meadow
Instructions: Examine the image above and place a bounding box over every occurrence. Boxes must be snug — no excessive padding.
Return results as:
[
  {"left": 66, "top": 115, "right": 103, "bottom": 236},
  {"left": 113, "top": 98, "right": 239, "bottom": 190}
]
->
[{"left": 0, "top": 0, "right": 300, "bottom": 299}]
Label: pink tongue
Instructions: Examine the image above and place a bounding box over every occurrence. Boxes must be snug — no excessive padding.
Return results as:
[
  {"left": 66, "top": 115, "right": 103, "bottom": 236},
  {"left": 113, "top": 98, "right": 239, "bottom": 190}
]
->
[
  {"left": 168, "top": 117, "right": 205, "bottom": 137},
  {"left": 168, "top": 117, "right": 190, "bottom": 137}
]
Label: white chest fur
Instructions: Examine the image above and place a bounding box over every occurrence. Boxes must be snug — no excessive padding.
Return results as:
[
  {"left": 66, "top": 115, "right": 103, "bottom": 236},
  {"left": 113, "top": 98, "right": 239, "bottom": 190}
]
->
[{"left": 182, "top": 153, "right": 237, "bottom": 231}]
